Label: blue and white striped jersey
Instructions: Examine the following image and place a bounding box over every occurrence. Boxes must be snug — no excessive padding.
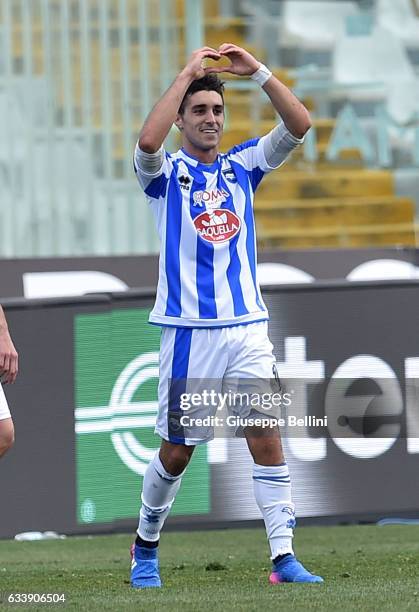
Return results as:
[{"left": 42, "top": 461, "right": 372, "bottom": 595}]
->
[{"left": 134, "top": 124, "right": 300, "bottom": 327}]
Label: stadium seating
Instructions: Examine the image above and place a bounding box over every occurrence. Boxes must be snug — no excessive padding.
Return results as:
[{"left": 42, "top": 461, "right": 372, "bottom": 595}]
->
[
  {"left": 192, "top": 2, "right": 416, "bottom": 248},
  {"left": 376, "top": 0, "right": 419, "bottom": 49},
  {"left": 0, "top": 0, "right": 417, "bottom": 255},
  {"left": 332, "top": 25, "right": 417, "bottom": 104},
  {"left": 280, "top": 0, "right": 360, "bottom": 50}
]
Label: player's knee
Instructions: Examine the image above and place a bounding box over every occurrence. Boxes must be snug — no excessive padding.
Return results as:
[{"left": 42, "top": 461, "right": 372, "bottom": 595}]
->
[
  {"left": 160, "top": 441, "right": 195, "bottom": 476},
  {"left": 0, "top": 420, "right": 15, "bottom": 457}
]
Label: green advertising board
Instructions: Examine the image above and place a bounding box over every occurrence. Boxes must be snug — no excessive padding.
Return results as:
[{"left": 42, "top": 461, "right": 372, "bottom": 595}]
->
[{"left": 74, "top": 308, "right": 210, "bottom": 524}]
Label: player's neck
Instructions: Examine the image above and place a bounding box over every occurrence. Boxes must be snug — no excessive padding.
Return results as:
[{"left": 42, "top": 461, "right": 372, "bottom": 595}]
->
[{"left": 181, "top": 142, "right": 218, "bottom": 165}]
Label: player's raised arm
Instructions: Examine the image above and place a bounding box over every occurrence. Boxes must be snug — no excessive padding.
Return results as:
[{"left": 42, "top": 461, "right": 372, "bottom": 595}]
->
[
  {"left": 138, "top": 47, "right": 221, "bottom": 153},
  {"left": 208, "top": 43, "right": 311, "bottom": 139},
  {"left": 0, "top": 306, "right": 18, "bottom": 385}
]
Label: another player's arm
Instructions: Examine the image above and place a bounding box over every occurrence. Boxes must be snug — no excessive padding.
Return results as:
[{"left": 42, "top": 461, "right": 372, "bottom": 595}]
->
[
  {"left": 0, "top": 306, "right": 18, "bottom": 385},
  {"left": 138, "top": 46, "right": 221, "bottom": 153}
]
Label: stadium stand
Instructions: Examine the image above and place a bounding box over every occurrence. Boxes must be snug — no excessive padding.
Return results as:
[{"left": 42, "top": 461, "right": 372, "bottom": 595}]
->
[
  {"left": 280, "top": 0, "right": 359, "bottom": 50},
  {"left": 201, "top": 2, "right": 417, "bottom": 248},
  {"left": 0, "top": 0, "right": 417, "bottom": 255},
  {"left": 332, "top": 25, "right": 416, "bottom": 106},
  {"left": 376, "top": 0, "right": 419, "bottom": 50}
]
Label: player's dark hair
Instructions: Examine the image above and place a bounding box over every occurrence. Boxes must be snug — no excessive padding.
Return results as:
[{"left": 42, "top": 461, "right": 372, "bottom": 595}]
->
[{"left": 178, "top": 74, "right": 225, "bottom": 114}]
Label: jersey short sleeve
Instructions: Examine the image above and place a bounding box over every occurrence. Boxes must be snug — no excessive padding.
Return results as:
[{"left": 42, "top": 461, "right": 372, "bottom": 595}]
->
[
  {"left": 226, "top": 123, "right": 302, "bottom": 193},
  {"left": 260, "top": 122, "right": 304, "bottom": 170},
  {"left": 0, "top": 385, "right": 11, "bottom": 420}
]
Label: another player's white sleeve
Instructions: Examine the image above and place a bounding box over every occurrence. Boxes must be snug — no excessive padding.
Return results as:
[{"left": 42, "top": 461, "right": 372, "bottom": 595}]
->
[{"left": 259, "top": 122, "right": 304, "bottom": 170}]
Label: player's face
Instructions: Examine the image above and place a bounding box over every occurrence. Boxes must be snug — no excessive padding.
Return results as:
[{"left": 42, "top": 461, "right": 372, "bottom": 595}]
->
[{"left": 176, "top": 90, "right": 224, "bottom": 158}]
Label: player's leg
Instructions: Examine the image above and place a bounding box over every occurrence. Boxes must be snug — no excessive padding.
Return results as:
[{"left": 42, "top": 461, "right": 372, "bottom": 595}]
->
[
  {"left": 227, "top": 322, "right": 323, "bottom": 583},
  {"left": 0, "top": 386, "right": 14, "bottom": 458},
  {"left": 245, "top": 426, "right": 323, "bottom": 583},
  {"left": 131, "top": 440, "right": 195, "bottom": 588},
  {"left": 131, "top": 327, "right": 195, "bottom": 588},
  {"left": 136, "top": 440, "right": 195, "bottom": 547},
  {"left": 245, "top": 426, "right": 294, "bottom": 557},
  {"left": 0, "top": 417, "right": 14, "bottom": 458},
  {"left": 131, "top": 326, "right": 227, "bottom": 588}
]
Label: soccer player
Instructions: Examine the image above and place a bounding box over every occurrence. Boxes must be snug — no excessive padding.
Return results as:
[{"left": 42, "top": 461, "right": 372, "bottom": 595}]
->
[
  {"left": 0, "top": 305, "right": 18, "bottom": 458},
  {"left": 132, "top": 43, "right": 323, "bottom": 587}
]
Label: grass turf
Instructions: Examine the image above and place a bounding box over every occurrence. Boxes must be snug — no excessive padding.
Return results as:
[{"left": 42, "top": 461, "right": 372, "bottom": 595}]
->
[{"left": 0, "top": 525, "right": 418, "bottom": 611}]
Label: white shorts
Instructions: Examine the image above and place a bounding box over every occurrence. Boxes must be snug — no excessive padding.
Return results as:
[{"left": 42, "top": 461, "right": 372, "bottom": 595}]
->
[
  {"left": 156, "top": 321, "right": 279, "bottom": 445},
  {"left": 0, "top": 385, "right": 11, "bottom": 420}
]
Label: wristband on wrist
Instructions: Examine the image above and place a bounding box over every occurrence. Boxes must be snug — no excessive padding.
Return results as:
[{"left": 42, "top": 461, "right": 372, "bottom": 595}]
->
[{"left": 250, "top": 63, "right": 272, "bottom": 86}]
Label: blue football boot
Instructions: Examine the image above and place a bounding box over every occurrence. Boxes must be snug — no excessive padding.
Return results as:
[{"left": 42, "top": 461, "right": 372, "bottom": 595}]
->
[
  {"left": 269, "top": 554, "right": 323, "bottom": 584},
  {"left": 130, "top": 544, "right": 161, "bottom": 588}
]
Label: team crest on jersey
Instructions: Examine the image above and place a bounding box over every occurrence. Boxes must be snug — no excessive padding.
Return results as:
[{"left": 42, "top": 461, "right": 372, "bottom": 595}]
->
[
  {"left": 222, "top": 167, "right": 237, "bottom": 183},
  {"left": 194, "top": 209, "right": 241, "bottom": 243},
  {"left": 193, "top": 187, "right": 229, "bottom": 208}
]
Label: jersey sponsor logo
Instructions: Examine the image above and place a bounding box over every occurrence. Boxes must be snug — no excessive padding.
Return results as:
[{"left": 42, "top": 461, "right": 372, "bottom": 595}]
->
[
  {"left": 194, "top": 209, "right": 241, "bottom": 243},
  {"left": 193, "top": 187, "right": 229, "bottom": 208}
]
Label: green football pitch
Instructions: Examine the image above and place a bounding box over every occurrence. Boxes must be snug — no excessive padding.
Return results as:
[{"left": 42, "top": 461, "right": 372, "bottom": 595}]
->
[{"left": 0, "top": 525, "right": 418, "bottom": 611}]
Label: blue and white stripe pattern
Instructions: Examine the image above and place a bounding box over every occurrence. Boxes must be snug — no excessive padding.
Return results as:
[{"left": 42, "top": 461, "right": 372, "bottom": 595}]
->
[
  {"left": 167, "top": 328, "right": 192, "bottom": 444},
  {"left": 134, "top": 128, "right": 296, "bottom": 327}
]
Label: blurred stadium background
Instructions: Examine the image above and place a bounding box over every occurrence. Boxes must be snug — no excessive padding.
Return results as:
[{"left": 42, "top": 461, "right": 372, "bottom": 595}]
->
[
  {"left": 1, "top": 0, "right": 419, "bottom": 257},
  {"left": 1, "top": 0, "right": 419, "bottom": 548}
]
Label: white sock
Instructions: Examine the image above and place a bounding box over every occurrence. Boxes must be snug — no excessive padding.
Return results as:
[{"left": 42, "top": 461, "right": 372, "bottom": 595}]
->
[
  {"left": 253, "top": 463, "right": 295, "bottom": 559},
  {"left": 137, "top": 452, "right": 183, "bottom": 543}
]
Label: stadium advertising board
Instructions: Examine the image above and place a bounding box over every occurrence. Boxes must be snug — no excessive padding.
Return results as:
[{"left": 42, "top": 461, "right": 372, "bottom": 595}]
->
[
  {"left": 74, "top": 308, "right": 209, "bottom": 525},
  {"left": 1, "top": 281, "right": 419, "bottom": 538},
  {"left": 215, "top": 283, "right": 419, "bottom": 521},
  {"left": 0, "top": 248, "right": 417, "bottom": 299}
]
